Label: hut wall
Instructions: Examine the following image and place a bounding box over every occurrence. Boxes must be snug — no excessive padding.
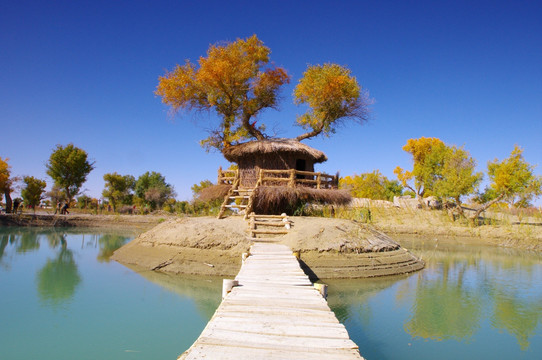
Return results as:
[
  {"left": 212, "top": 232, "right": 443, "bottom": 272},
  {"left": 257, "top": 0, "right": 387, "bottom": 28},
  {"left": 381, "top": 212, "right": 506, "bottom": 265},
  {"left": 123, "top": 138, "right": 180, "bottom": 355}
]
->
[{"left": 237, "top": 153, "right": 315, "bottom": 187}]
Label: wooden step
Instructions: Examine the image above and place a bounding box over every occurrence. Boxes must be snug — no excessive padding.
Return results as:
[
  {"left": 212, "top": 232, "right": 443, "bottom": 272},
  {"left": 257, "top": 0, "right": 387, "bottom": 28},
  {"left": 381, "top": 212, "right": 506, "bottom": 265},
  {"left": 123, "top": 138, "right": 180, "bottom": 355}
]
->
[
  {"left": 253, "top": 221, "right": 288, "bottom": 227},
  {"left": 248, "top": 229, "right": 289, "bottom": 235},
  {"left": 246, "top": 237, "right": 281, "bottom": 242},
  {"left": 229, "top": 196, "right": 250, "bottom": 199},
  {"left": 248, "top": 214, "right": 286, "bottom": 219},
  {"left": 225, "top": 204, "right": 247, "bottom": 208}
]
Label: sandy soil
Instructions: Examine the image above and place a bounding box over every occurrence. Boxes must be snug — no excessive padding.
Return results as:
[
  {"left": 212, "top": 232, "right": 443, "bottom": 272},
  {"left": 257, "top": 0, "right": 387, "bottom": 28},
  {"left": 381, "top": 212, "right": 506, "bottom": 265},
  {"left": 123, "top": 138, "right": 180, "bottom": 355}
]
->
[{"left": 111, "top": 216, "right": 424, "bottom": 279}]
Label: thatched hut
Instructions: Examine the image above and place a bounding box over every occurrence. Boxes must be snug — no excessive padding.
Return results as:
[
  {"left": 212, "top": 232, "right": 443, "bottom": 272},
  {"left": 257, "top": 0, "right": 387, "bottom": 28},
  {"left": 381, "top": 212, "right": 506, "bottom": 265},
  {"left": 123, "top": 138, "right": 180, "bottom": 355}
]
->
[
  {"left": 222, "top": 138, "right": 328, "bottom": 187},
  {"left": 210, "top": 138, "right": 351, "bottom": 215}
]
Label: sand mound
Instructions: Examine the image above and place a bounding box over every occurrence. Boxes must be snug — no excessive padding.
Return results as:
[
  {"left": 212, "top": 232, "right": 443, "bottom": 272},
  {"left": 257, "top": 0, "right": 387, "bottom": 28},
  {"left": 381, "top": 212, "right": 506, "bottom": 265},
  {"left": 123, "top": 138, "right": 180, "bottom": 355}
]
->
[{"left": 112, "top": 216, "right": 424, "bottom": 279}]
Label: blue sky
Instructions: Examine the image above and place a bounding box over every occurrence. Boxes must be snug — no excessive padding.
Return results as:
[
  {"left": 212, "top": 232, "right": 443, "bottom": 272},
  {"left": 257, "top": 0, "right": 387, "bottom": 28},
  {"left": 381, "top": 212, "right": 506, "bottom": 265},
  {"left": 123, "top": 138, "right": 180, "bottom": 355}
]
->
[{"left": 1, "top": 0, "right": 541, "bottom": 203}]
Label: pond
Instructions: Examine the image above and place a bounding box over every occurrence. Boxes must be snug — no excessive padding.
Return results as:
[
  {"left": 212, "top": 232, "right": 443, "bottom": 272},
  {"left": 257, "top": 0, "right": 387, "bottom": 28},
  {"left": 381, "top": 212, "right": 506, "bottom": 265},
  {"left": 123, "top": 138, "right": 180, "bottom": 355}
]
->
[
  {"left": 0, "top": 227, "right": 221, "bottom": 360},
  {"left": 327, "top": 238, "right": 542, "bottom": 360},
  {"left": 1, "top": 228, "right": 541, "bottom": 359}
]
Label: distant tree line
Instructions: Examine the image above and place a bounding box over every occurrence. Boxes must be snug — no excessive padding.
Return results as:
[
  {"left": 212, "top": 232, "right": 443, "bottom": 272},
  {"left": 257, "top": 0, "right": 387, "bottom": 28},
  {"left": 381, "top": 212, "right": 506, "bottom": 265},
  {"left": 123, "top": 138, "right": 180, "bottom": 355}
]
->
[
  {"left": 2, "top": 138, "right": 541, "bottom": 221},
  {"left": 0, "top": 143, "right": 221, "bottom": 216},
  {"left": 341, "top": 137, "right": 541, "bottom": 224}
]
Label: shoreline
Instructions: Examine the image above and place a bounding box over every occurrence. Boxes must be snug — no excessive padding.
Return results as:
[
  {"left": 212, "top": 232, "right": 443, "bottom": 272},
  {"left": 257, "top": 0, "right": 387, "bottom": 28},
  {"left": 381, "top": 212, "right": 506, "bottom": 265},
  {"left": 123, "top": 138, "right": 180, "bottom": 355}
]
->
[
  {"left": 2, "top": 212, "right": 540, "bottom": 278},
  {"left": 1, "top": 212, "right": 539, "bottom": 251},
  {"left": 0, "top": 213, "right": 168, "bottom": 230}
]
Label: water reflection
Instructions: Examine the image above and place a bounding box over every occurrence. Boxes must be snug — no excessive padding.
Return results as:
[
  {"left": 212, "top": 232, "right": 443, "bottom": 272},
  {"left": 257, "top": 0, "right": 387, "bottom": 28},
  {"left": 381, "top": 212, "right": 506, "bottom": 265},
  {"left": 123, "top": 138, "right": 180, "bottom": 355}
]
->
[
  {"left": 0, "top": 228, "right": 42, "bottom": 262},
  {"left": 126, "top": 265, "right": 222, "bottom": 320},
  {"left": 97, "top": 234, "right": 132, "bottom": 262},
  {"left": 0, "top": 228, "right": 215, "bottom": 360},
  {"left": 404, "top": 242, "right": 542, "bottom": 349},
  {"left": 327, "top": 240, "right": 542, "bottom": 353},
  {"left": 403, "top": 263, "right": 483, "bottom": 341},
  {"left": 37, "top": 236, "right": 81, "bottom": 306},
  {"left": 0, "top": 228, "right": 135, "bottom": 307}
]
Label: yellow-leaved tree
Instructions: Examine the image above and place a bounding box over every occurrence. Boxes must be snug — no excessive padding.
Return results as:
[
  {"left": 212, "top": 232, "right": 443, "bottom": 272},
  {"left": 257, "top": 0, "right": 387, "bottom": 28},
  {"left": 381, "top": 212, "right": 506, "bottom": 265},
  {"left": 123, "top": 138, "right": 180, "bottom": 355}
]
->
[
  {"left": 156, "top": 35, "right": 371, "bottom": 152},
  {"left": 395, "top": 137, "right": 483, "bottom": 215},
  {"left": 0, "top": 157, "right": 14, "bottom": 213},
  {"left": 472, "top": 145, "right": 542, "bottom": 224},
  {"left": 394, "top": 137, "right": 446, "bottom": 199}
]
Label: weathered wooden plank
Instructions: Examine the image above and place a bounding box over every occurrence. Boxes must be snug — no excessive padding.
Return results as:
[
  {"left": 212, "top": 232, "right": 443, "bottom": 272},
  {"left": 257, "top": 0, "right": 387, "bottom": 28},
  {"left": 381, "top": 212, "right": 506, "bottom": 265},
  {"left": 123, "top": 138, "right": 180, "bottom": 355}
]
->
[
  {"left": 215, "top": 306, "right": 341, "bottom": 321},
  {"left": 196, "top": 331, "right": 359, "bottom": 351},
  {"left": 182, "top": 343, "right": 362, "bottom": 360},
  {"left": 206, "top": 318, "right": 350, "bottom": 338},
  {"left": 212, "top": 314, "right": 341, "bottom": 328}
]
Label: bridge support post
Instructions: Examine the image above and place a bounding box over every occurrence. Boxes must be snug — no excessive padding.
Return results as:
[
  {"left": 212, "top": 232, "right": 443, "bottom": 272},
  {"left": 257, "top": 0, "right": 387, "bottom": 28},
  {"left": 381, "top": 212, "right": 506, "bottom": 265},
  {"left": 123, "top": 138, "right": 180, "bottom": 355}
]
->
[{"left": 222, "top": 279, "right": 239, "bottom": 299}]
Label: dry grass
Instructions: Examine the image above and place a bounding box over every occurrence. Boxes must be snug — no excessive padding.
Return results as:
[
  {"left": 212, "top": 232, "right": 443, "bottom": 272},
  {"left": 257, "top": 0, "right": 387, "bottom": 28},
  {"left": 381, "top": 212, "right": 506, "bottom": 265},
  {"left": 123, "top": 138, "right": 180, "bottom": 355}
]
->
[
  {"left": 197, "top": 185, "right": 231, "bottom": 202},
  {"left": 253, "top": 186, "right": 351, "bottom": 214}
]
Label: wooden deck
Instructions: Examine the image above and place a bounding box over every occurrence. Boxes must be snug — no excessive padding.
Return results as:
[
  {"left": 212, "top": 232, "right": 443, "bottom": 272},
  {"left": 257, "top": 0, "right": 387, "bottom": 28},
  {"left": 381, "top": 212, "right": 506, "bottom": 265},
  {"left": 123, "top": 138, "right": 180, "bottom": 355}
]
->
[{"left": 178, "top": 242, "right": 364, "bottom": 360}]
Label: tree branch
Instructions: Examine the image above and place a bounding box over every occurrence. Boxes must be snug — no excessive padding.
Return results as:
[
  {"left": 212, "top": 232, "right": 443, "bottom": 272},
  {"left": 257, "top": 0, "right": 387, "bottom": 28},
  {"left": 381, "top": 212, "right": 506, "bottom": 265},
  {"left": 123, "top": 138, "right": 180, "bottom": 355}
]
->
[
  {"left": 242, "top": 112, "right": 265, "bottom": 140},
  {"left": 295, "top": 119, "right": 326, "bottom": 141},
  {"left": 470, "top": 192, "right": 505, "bottom": 226}
]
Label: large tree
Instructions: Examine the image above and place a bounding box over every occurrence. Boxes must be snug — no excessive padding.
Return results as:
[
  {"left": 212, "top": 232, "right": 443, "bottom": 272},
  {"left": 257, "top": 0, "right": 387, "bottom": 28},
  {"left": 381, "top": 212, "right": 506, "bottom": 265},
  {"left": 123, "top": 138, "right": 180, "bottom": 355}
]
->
[
  {"left": 1, "top": 157, "right": 12, "bottom": 212},
  {"left": 395, "top": 138, "right": 482, "bottom": 214},
  {"left": 46, "top": 144, "right": 95, "bottom": 205},
  {"left": 472, "top": 145, "right": 542, "bottom": 224},
  {"left": 431, "top": 145, "right": 482, "bottom": 215},
  {"left": 21, "top": 176, "right": 47, "bottom": 213},
  {"left": 394, "top": 137, "right": 446, "bottom": 199},
  {"left": 0, "top": 157, "right": 17, "bottom": 213},
  {"left": 340, "top": 170, "right": 403, "bottom": 201},
  {"left": 135, "top": 171, "right": 175, "bottom": 210},
  {"left": 156, "top": 35, "right": 371, "bottom": 151},
  {"left": 102, "top": 173, "right": 136, "bottom": 212}
]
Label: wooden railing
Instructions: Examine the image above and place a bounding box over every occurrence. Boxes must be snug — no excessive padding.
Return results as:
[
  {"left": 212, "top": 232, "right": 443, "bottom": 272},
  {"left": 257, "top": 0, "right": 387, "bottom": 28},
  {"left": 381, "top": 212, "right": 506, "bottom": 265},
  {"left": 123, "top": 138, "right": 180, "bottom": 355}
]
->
[
  {"left": 217, "top": 167, "right": 238, "bottom": 185},
  {"left": 258, "top": 169, "right": 338, "bottom": 189},
  {"left": 218, "top": 168, "right": 338, "bottom": 189}
]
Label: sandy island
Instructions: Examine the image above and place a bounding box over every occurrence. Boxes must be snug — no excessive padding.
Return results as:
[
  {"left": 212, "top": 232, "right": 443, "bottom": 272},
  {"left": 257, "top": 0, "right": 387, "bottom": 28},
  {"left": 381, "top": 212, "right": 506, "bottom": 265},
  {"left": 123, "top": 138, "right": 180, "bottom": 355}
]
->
[{"left": 111, "top": 216, "right": 425, "bottom": 279}]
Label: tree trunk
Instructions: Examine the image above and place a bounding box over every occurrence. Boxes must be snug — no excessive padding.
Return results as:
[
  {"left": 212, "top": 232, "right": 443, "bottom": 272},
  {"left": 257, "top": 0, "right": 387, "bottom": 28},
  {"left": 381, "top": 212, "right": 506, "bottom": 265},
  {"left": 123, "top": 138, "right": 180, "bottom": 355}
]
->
[
  {"left": 242, "top": 113, "right": 265, "bottom": 140},
  {"left": 4, "top": 189, "right": 12, "bottom": 213},
  {"left": 470, "top": 193, "right": 505, "bottom": 226},
  {"left": 454, "top": 196, "right": 466, "bottom": 219}
]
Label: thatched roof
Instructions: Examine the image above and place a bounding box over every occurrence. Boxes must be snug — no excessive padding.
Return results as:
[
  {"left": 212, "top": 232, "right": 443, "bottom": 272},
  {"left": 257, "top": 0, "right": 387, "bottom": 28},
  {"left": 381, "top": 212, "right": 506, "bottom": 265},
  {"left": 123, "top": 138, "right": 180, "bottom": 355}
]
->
[{"left": 222, "top": 139, "right": 328, "bottom": 163}]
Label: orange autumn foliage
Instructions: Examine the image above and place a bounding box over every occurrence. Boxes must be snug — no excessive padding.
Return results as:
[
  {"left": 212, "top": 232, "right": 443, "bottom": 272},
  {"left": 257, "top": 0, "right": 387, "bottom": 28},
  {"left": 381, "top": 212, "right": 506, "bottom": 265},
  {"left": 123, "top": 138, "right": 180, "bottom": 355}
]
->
[
  {"left": 156, "top": 35, "right": 290, "bottom": 150},
  {"left": 156, "top": 35, "right": 372, "bottom": 151}
]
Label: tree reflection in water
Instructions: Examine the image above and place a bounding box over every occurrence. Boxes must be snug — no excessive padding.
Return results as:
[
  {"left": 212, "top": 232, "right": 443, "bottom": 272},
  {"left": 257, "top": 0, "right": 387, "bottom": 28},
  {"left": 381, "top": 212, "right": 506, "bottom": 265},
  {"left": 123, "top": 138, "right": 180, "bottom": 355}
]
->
[
  {"left": 401, "top": 243, "right": 542, "bottom": 349},
  {"left": 404, "top": 260, "right": 482, "bottom": 341},
  {"left": 327, "top": 241, "right": 542, "bottom": 352},
  {"left": 96, "top": 234, "right": 131, "bottom": 262},
  {"left": 36, "top": 234, "right": 81, "bottom": 307}
]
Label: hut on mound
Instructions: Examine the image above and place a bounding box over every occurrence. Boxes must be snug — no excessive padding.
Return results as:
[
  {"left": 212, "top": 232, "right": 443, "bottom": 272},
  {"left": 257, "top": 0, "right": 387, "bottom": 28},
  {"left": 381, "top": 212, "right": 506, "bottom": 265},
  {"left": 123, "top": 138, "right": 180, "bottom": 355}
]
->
[{"left": 200, "top": 139, "right": 352, "bottom": 216}]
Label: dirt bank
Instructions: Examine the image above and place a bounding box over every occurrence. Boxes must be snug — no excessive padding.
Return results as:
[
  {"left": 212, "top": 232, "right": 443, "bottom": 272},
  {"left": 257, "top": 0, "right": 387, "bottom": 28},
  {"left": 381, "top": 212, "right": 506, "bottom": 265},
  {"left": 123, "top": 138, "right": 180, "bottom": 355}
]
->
[
  {"left": 0, "top": 213, "right": 168, "bottom": 230},
  {"left": 111, "top": 216, "right": 424, "bottom": 279},
  {"left": 364, "top": 207, "right": 542, "bottom": 251}
]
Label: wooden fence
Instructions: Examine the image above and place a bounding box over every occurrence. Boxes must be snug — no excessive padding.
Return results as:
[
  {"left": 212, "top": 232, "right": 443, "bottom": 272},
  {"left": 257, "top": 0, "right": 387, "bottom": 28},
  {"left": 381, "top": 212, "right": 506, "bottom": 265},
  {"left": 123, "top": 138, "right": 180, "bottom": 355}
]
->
[{"left": 218, "top": 167, "right": 338, "bottom": 189}]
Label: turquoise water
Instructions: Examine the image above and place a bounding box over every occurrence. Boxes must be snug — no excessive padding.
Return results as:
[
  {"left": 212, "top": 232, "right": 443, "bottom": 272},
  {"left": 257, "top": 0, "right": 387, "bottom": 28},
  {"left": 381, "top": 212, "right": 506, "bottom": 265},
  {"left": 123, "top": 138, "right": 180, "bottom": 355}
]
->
[
  {"left": 1, "top": 228, "right": 541, "bottom": 359},
  {"left": 0, "top": 227, "right": 221, "bottom": 360},
  {"left": 327, "top": 239, "right": 542, "bottom": 360}
]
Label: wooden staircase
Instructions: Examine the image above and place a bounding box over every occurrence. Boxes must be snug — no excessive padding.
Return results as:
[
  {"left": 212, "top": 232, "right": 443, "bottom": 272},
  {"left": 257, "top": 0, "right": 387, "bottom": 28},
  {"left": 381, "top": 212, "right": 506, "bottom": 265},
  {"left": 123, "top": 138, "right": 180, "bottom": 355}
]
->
[
  {"left": 246, "top": 213, "right": 291, "bottom": 242},
  {"left": 217, "top": 169, "right": 292, "bottom": 242},
  {"left": 217, "top": 170, "right": 260, "bottom": 220},
  {"left": 217, "top": 187, "right": 255, "bottom": 219}
]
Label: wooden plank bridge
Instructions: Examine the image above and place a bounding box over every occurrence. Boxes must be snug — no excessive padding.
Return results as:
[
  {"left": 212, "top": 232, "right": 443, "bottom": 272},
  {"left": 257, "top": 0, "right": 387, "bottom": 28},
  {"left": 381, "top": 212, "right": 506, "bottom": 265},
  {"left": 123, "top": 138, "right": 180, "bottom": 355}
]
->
[{"left": 178, "top": 240, "right": 364, "bottom": 359}]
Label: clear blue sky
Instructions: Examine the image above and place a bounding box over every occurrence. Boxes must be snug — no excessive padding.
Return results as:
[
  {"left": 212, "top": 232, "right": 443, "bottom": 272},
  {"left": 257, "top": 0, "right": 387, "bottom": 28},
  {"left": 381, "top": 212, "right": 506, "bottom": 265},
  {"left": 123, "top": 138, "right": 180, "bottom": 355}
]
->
[{"left": 2, "top": 0, "right": 541, "bottom": 203}]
